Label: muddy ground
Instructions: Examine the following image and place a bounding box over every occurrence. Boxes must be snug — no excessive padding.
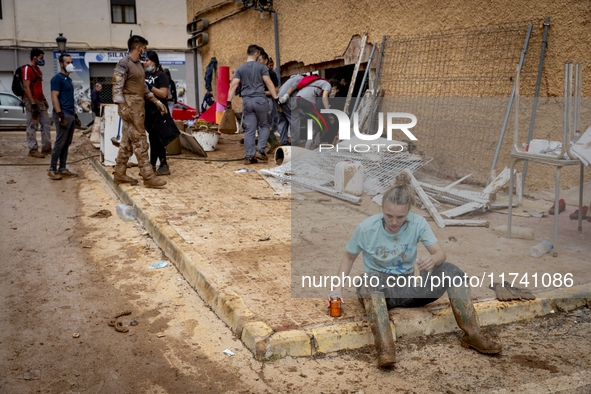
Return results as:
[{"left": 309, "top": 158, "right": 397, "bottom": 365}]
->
[{"left": 1, "top": 131, "right": 591, "bottom": 394}]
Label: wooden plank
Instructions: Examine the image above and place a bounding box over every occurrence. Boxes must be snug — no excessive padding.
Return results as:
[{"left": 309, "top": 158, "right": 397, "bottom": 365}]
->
[
  {"left": 443, "top": 174, "right": 472, "bottom": 190},
  {"left": 443, "top": 219, "right": 489, "bottom": 227},
  {"left": 405, "top": 170, "right": 446, "bottom": 228},
  {"left": 482, "top": 167, "right": 511, "bottom": 196},
  {"left": 419, "top": 182, "right": 489, "bottom": 205},
  {"left": 343, "top": 31, "right": 368, "bottom": 115},
  {"left": 440, "top": 202, "right": 485, "bottom": 218}
]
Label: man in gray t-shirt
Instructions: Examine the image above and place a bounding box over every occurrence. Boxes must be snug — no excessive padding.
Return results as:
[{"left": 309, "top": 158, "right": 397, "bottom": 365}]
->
[
  {"left": 298, "top": 79, "right": 332, "bottom": 107},
  {"left": 276, "top": 74, "right": 304, "bottom": 146},
  {"left": 295, "top": 78, "right": 337, "bottom": 147},
  {"left": 228, "top": 45, "right": 279, "bottom": 164}
]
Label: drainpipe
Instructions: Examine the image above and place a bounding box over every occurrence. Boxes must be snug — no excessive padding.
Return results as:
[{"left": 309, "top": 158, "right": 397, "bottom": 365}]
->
[{"left": 272, "top": 11, "right": 280, "bottom": 86}]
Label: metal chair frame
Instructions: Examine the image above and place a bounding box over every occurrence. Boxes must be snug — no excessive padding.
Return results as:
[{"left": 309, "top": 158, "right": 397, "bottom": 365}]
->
[{"left": 507, "top": 63, "right": 585, "bottom": 257}]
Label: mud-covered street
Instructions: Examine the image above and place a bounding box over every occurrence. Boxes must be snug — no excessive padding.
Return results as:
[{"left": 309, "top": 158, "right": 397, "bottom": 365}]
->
[{"left": 1, "top": 132, "right": 590, "bottom": 393}]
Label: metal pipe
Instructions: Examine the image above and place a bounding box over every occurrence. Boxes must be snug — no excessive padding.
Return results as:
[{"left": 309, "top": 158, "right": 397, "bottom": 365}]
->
[
  {"left": 351, "top": 42, "right": 377, "bottom": 116},
  {"left": 553, "top": 166, "right": 561, "bottom": 257},
  {"left": 575, "top": 63, "right": 582, "bottom": 136},
  {"left": 273, "top": 11, "right": 281, "bottom": 87},
  {"left": 513, "top": 64, "right": 520, "bottom": 149},
  {"left": 366, "top": 36, "right": 386, "bottom": 135},
  {"left": 12, "top": 0, "right": 18, "bottom": 69},
  {"left": 579, "top": 163, "right": 584, "bottom": 232},
  {"left": 562, "top": 62, "right": 568, "bottom": 152},
  {"left": 193, "top": 48, "right": 201, "bottom": 111},
  {"left": 521, "top": 17, "right": 550, "bottom": 191},
  {"left": 488, "top": 24, "right": 533, "bottom": 183}
]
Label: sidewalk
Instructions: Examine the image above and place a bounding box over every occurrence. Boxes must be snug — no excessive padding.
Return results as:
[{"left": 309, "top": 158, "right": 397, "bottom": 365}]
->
[{"left": 83, "top": 134, "right": 591, "bottom": 359}]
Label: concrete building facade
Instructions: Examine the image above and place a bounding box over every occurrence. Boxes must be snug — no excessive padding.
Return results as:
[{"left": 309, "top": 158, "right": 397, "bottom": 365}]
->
[
  {"left": 187, "top": 0, "right": 591, "bottom": 190},
  {"left": 0, "top": 0, "right": 196, "bottom": 125}
]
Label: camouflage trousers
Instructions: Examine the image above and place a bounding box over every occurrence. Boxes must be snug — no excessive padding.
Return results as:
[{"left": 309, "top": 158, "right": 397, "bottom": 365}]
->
[{"left": 115, "top": 94, "right": 154, "bottom": 180}]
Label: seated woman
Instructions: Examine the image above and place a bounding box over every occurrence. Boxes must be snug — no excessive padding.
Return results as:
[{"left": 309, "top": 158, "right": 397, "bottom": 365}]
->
[
  {"left": 144, "top": 51, "right": 171, "bottom": 176},
  {"left": 328, "top": 172, "right": 501, "bottom": 367}
]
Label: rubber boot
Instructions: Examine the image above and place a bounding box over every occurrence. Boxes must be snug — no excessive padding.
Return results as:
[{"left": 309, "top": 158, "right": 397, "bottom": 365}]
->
[
  {"left": 365, "top": 291, "right": 397, "bottom": 367},
  {"left": 113, "top": 164, "right": 138, "bottom": 185},
  {"left": 448, "top": 285, "right": 502, "bottom": 354},
  {"left": 267, "top": 131, "right": 280, "bottom": 154}
]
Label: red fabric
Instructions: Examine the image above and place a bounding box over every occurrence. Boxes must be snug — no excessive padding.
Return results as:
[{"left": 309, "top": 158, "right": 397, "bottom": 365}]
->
[
  {"left": 296, "top": 75, "right": 327, "bottom": 90},
  {"left": 22, "top": 64, "right": 44, "bottom": 101},
  {"left": 196, "top": 101, "right": 217, "bottom": 123}
]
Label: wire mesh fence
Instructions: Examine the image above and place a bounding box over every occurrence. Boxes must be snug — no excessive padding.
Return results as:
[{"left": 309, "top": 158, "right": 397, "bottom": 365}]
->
[
  {"left": 260, "top": 147, "right": 432, "bottom": 198},
  {"left": 371, "top": 22, "right": 543, "bottom": 183}
]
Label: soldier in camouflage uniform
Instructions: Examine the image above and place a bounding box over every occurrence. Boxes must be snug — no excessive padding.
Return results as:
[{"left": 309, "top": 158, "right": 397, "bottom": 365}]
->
[{"left": 112, "top": 35, "right": 168, "bottom": 188}]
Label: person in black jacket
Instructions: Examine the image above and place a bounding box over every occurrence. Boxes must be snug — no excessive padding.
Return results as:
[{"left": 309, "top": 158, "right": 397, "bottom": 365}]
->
[
  {"left": 144, "top": 51, "right": 171, "bottom": 176},
  {"left": 163, "top": 68, "right": 177, "bottom": 115}
]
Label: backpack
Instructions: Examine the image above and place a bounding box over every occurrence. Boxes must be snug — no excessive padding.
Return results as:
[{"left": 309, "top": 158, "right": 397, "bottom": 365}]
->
[
  {"left": 296, "top": 75, "right": 326, "bottom": 90},
  {"left": 12, "top": 64, "right": 40, "bottom": 97}
]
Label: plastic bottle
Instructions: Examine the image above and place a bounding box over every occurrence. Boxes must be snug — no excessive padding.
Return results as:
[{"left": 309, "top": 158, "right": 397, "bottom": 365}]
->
[
  {"left": 116, "top": 204, "right": 137, "bottom": 221},
  {"left": 530, "top": 240, "right": 553, "bottom": 258},
  {"left": 573, "top": 131, "right": 581, "bottom": 143}
]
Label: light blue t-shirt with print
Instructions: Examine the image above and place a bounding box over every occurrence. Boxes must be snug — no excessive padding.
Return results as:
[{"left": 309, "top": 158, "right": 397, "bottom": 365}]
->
[{"left": 345, "top": 212, "right": 438, "bottom": 275}]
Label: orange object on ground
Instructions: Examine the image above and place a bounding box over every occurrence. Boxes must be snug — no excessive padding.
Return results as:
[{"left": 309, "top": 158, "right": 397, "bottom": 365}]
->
[{"left": 329, "top": 296, "right": 342, "bottom": 317}]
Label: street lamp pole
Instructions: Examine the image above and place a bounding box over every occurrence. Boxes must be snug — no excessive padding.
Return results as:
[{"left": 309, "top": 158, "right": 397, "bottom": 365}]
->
[{"left": 56, "top": 33, "right": 67, "bottom": 54}]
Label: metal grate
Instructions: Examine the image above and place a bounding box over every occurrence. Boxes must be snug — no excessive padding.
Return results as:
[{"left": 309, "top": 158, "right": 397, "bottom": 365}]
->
[
  {"left": 260, "top": 147, "right": 431, "bottom": 197},
  {"left": 371, "top": 23, "right": 543, "bottom": 183},
  {"left": 90, "top": 77, "right": 114, "bottom": 105}
]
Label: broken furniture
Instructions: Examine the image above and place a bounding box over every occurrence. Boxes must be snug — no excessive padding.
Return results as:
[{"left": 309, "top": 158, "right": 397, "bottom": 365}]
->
[{"left": 507, "top": 63, "right": 585, "bottom": 257}]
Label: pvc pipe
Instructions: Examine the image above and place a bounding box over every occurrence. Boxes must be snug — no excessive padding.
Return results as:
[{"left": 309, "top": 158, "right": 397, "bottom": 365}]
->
[{"left": 274, "top": 146, "right": 311, "bottom": 165}]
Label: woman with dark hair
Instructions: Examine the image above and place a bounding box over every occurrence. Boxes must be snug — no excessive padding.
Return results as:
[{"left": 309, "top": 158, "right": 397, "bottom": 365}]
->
[
  {"left": 144, "top": 50, "right": 171, "bottom": 176},
  {"left": 163, "top": 68, "right": 177, "bottom": 115}
]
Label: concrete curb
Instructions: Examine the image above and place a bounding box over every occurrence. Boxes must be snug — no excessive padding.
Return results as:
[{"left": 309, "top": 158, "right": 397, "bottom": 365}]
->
[
  {"left": 84, "top": 145, "right": 591, "bottom": 360},
  {"left": 82, "top": 145, "right": 257, "bottom": 335}
]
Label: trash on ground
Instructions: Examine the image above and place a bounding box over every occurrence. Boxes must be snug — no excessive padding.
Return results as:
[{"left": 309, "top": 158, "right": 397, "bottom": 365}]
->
[
  {"left": 157, "top": 334, "right": 165, "bottom": 338},
  {"left": 491, "top": 281, "right": 535, "bottom": 301},
  {"left": 571, "top": 125, "right": 591, "bottom": 166},
  {"left": 149, "top": 262, "right": 168, "bottom": 269},
  {"left": 73, "top": 333, "right": 80, "bottom": 338},
  {"left": 492, "top": 224, "right": 534, "bottom": 240},
  {"left": 528, "top": 209, "right": 544, "bottom": 218},
  {"left": 6, "top": 180, "right": 16, "bottom": 184},
  {"left": 116, "top": 204, "right": 137, "bottom": 221},
  {"left": 235, "top": 168, "right": 255, "bottom": 173},
  {"left": 223, "top": 349, "right": 235, "bottom": 356},
  {"left": 89, "top": 209, "right": 112, "bottom": 219},
  {"left": 531, "top": 240, "right": 553, "bottom": 258},
  {"left": 130, "top": 320, "right": 138, "bottom": 326},
  {"left": 107, "top": 310, "right": 132, "bottom": 333},
  {"left": 258, "top": 235, "right": 271, "bottom": 242}
]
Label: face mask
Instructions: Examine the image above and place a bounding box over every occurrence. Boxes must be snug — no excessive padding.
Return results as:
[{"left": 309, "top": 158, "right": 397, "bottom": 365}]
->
[
  {"left": 146, "top": 65, "right": 154, "bottom": 73},
  {"left": 139, "top": 47, "right": 147, "bottom": 61},
  {"left": 37, "top": 58, "right": 45, "bottom": 66},
  {"left": 65, "top": 64, "right": 75, "bottom": 73}
]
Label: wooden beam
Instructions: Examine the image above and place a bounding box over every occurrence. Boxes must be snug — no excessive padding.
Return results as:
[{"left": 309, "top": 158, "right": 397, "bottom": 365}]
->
[
  {"left": 405, "top": 170, "right": 446, "bottom": 228},
  {"left": 343, "top": 31, "right": 368, "bottom": 115}
]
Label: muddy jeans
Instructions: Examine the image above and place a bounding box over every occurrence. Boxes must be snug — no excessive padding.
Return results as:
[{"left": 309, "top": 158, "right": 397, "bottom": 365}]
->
[
  {"left": 50, "top": 112, "right": 76, "bottom": 170},
  {"left": 356, "top": 262, "right": 466, "bottom": 310},
  {"left": 242, "top": 96, "right": 270, "bottom": 158},
  {"left": 24, "top": 98, "right": 51, "bottom": 152},
  {"left": 114, "top": 95, "right": 154, "bottom": 180}
]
